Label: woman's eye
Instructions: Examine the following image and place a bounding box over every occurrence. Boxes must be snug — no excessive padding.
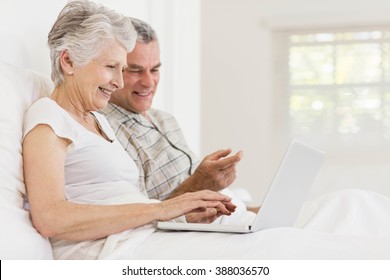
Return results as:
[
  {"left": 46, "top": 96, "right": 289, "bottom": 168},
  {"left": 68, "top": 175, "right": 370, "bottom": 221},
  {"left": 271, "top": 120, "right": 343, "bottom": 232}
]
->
[{"left": 107, "top": 65, "right": 116, "bottom": 69}]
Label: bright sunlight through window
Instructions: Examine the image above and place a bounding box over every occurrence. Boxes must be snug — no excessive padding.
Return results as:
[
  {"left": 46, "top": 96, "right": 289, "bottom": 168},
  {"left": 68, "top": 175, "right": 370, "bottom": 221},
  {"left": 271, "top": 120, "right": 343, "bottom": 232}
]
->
[{"left": 288, "top": 29, "right": 390, "bottom": 148}]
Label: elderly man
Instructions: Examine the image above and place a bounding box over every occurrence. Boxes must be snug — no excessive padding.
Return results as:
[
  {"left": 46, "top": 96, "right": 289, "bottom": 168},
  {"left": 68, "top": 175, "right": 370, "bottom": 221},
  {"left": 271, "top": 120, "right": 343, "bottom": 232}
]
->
[{"left": 100, "top": 18, "right": 251, "bottom": 223}]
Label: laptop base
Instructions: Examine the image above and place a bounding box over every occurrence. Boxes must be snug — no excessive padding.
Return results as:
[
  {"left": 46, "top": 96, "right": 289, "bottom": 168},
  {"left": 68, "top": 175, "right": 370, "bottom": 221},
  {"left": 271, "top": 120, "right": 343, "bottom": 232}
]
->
[{"left": 157, "top": 221, "right": 252, "bottom": 233}]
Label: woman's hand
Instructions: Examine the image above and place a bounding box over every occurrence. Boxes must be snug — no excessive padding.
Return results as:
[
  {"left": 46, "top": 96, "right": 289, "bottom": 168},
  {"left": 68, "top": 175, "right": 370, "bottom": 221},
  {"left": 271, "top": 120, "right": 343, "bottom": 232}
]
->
[
  {"left": 158, "top": 190, "right": 236, "bottom": 222},
  {"left": 185, "top": 200, "right": 237, "bottom": 223}
]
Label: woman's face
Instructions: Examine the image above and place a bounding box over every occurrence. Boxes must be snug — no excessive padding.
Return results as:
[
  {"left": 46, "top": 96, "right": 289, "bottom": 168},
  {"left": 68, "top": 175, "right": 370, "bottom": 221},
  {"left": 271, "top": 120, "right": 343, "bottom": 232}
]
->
[{"left": 71, "top": 40, "right": 128, "bottom": 111}]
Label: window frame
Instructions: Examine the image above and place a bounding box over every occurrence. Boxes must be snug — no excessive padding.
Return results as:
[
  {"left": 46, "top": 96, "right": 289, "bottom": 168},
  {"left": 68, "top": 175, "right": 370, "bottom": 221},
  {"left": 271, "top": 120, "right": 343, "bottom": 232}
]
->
[{"left": 272, "top": 26, "right": 390, "bottom": 158}]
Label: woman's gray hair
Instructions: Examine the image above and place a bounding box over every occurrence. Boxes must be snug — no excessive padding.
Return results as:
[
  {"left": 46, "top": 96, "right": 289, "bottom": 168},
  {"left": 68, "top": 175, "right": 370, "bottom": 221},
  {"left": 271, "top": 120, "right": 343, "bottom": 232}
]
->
[
  {"left": 48, "top": 0, "right": 136, "bottom": 86},
  {"left": 130, "top": 17, "right": 158, "bottom": 44}
]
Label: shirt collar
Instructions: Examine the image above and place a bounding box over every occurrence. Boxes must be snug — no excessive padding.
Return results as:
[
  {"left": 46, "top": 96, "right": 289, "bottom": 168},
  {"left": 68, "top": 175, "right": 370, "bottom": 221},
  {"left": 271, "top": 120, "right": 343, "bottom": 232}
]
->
[{"left": 104, "top": 103, "right": 156, "bottom": 129}]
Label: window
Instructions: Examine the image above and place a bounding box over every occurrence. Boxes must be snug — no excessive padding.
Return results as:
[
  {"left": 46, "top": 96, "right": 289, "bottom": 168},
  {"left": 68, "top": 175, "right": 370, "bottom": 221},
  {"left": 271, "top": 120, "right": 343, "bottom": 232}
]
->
[{"left": 284, "top": 28, "right": 390, "bottom": 154}]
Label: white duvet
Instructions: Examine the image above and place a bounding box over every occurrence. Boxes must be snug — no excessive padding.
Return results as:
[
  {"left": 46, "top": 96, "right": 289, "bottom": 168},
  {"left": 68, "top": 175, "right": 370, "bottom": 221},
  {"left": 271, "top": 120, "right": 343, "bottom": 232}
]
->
[{"left": 101, "top": 189, "right": 390, "bottom": 260}]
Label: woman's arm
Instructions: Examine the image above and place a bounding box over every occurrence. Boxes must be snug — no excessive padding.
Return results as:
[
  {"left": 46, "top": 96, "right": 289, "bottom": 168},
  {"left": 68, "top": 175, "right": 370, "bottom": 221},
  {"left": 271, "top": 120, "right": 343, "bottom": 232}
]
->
[{"left": 23, "top": 124, "right": 232, "bottom": 241}]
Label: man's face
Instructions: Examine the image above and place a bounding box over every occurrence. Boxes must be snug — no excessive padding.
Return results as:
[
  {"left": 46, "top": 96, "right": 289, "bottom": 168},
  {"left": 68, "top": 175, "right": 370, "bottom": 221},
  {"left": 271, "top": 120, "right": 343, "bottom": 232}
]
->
[{"left": 110, "top": 40, "right": 161, "bottom": 116}]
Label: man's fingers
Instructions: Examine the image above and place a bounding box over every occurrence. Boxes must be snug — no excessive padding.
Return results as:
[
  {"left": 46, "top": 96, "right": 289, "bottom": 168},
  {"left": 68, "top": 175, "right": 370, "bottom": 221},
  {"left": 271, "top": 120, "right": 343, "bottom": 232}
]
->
[
  {"left": 205, "top": 149, "right": 232, "bottom": 160},
  {"left": 221, "top": 164, "right": 235, "bottom": 174},
  {"left": 211, "top": 151, "right": 243, "bottom": 170}
]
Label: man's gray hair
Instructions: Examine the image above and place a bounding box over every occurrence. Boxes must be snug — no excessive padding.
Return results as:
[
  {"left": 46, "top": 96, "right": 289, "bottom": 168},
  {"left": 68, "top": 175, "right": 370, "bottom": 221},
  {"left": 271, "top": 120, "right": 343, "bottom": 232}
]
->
[
  {"left": 130, "top": 17, "right": 158, "bottom": 43},
  {"left": 48, "top": 0, "right": 136, "bottom": 86}
]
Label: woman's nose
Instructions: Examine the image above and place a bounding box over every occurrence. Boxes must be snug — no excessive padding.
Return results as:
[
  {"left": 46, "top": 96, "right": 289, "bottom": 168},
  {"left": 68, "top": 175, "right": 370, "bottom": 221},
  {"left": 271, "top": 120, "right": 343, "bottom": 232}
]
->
[{"left": 112, "top": 69, "right": 124, "bottom": 89}]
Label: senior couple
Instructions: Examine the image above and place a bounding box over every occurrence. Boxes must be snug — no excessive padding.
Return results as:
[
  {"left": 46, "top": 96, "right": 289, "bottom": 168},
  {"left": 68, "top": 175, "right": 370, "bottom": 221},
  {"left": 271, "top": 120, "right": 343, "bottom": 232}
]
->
[
  {"left": 23, "top": 0, "right": 254, "bottom": 259},
  {"left": 23, "top": 0, "right": 390, "bottom": 260}
]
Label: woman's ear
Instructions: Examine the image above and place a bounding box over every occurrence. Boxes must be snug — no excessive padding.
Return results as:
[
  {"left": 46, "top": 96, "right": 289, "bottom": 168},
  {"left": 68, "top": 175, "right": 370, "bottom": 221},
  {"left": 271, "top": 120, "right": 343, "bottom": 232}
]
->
[{"left": 59, "top": 50, "right": 74, "bottom": 75}]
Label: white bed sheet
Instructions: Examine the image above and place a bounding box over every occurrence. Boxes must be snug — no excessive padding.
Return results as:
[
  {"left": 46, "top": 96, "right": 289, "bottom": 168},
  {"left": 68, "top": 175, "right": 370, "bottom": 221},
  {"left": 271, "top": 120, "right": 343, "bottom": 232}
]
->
[
  {"left": 103, "top": 189, "right": 390, "bottom": 260},
  {"left": 128, "top": 228, "right": 390, "bottom": 260}
]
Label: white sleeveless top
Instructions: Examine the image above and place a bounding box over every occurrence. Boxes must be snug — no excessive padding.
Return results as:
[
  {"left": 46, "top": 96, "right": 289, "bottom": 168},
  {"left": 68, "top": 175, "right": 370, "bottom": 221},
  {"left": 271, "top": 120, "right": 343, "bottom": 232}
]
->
[{"left": 23, "top": 98, "right": 148, "bottom": 204}]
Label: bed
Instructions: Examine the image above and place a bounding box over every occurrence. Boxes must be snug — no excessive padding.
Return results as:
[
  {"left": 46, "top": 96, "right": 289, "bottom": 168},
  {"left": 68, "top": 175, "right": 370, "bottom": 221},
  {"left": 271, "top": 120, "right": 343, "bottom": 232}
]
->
[{"left": 1, "top": 60, "right": 390, "bottom": 260}]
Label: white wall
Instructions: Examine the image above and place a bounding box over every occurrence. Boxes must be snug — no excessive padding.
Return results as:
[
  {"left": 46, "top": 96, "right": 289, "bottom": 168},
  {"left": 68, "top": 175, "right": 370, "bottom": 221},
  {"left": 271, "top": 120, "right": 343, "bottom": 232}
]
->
[
  {"left": 201, "top": 0, "right": 390, "bottom": 205},
  {"left": 0, "top": 0, "right": 201, "bottom": 154}
]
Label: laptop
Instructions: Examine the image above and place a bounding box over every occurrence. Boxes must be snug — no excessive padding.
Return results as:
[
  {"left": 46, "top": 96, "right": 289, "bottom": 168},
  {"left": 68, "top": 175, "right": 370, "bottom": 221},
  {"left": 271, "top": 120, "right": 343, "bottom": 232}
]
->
[{"left": 157, "top": 139, "right": 325, "bottom": 233}]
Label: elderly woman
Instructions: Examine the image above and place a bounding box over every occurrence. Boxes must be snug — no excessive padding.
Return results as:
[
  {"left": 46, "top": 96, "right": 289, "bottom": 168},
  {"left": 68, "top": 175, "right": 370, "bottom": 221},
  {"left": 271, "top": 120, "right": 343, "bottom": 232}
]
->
[{"left": 22, "top": 0, "right": 234, "bottom": 259}]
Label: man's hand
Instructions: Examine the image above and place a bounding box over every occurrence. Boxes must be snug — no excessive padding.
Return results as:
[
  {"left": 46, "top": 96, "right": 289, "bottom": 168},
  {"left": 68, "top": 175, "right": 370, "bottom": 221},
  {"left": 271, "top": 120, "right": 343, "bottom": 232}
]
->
[
  {"left": 194, "top": 149, "right": 243, "bottom": 191},
  {"left": 169, "top": 149, "right": 243, "bottom": 198}
]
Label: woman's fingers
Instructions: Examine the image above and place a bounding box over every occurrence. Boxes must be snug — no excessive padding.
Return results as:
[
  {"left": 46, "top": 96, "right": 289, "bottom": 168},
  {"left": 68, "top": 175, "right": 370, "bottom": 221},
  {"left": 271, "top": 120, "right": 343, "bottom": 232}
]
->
[{"left": 159, "top": 190, "right": 235, "bottom": 222}]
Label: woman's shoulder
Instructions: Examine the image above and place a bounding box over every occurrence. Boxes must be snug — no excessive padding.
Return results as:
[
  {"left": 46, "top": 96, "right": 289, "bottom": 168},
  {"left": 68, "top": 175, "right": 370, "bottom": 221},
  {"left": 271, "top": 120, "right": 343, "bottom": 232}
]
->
[
  {"left": 23, "top": 97, "right": 77, "bottom": 142},
  {"left": 25, "top": 97, "right": 70, "bottom": 127},
  {"left": 27, "top": 97, "right": 61, "bottom": 116}
]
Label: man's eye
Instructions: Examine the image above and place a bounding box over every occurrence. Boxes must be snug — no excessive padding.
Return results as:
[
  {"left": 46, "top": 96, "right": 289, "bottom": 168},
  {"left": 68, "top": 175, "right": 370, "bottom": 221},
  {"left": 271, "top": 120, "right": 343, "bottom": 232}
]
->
[
  {"left": 107, "top": 65, "right": 116, "bottom": 69},
  {"left": 127, "top": 69, "right": 142, "bottom": 73}
]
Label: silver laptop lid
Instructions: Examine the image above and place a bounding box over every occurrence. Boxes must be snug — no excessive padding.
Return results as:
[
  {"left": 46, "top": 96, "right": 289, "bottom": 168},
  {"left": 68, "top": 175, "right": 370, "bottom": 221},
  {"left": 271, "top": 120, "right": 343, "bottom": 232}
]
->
[{"left": 251, "top": 139, "right": 325, "bottom": 231}]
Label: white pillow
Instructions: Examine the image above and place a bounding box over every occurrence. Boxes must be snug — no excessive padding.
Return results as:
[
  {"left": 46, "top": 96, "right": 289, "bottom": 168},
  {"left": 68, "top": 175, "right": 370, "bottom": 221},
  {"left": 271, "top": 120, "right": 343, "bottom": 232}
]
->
[
  {"left": 0, "top": 60, "right": 54, "bottom": 259},
  {"left": 0, "top": 60, "right": 53, "bottom": 205},
  {"left": 0, "top": 195, "right": 53, "bottom": 259}
]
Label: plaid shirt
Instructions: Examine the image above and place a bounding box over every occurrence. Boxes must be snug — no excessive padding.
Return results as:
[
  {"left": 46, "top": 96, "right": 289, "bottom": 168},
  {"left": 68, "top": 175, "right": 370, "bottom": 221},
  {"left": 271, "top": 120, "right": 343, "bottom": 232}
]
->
[{"left": 100, "top": 103, "right": 199, "bottom": 200}]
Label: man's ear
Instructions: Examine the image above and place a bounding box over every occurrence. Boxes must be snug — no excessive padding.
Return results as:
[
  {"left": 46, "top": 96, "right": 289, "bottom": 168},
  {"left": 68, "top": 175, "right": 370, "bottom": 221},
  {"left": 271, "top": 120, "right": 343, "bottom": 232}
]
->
[{"left": 59, "top": 50, "right": 74, "bottom": 75}]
